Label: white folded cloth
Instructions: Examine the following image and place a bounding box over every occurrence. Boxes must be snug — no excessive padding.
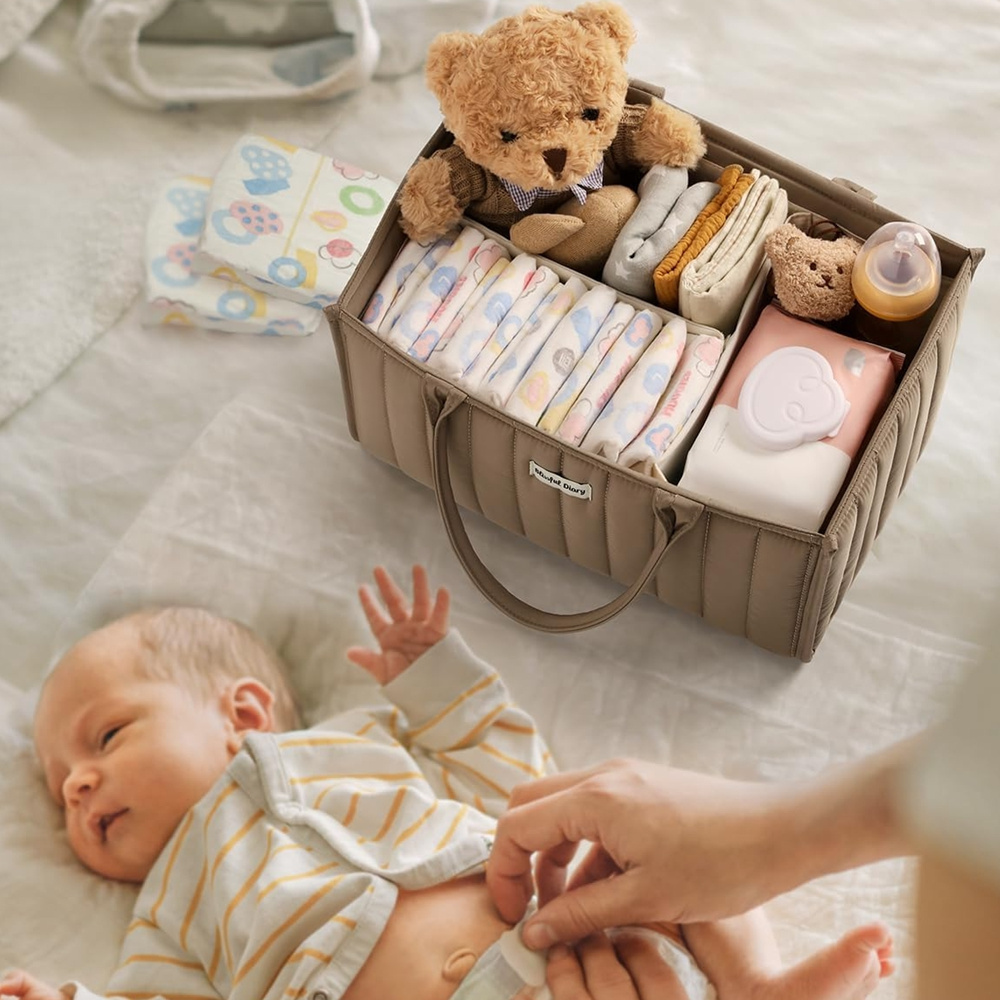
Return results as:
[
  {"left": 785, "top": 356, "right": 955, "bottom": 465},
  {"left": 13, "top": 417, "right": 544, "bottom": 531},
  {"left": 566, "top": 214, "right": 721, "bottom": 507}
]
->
[
  {"left": 143, "top": 175, "right": 319, "bottom": 337},
  {"left": 194, "top": 133, "right": 396, "bottom": 309},
  {"left": 678, "top": 174, "right": 788, "bottom": 335}
]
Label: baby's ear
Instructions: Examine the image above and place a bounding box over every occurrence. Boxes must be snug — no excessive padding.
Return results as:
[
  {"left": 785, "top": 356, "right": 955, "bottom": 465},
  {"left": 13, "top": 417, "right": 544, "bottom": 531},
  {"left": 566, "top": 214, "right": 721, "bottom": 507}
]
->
[{"left": 223, "top": 678, "right": 276, "bottom": 746}]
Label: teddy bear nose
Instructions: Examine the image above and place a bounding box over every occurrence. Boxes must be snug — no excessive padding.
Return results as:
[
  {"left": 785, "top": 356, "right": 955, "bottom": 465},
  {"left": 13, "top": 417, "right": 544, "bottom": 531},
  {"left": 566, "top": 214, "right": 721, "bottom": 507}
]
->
[{"left": 543, "top": 148, "right": 567, "bottom": 175}]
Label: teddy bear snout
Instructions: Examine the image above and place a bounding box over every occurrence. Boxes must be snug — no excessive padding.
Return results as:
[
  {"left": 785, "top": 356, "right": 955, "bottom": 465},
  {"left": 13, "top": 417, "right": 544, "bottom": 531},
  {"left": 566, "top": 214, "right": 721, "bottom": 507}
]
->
[{"left": 543, "top": 147, "right": 568, "bottom": 176}]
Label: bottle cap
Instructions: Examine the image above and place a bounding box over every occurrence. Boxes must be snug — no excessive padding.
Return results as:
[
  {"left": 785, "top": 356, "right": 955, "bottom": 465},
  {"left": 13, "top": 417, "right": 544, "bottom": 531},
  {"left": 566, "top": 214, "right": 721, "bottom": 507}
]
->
[{"left": 851, "top": 222, "right": 941, "bottom": 321}]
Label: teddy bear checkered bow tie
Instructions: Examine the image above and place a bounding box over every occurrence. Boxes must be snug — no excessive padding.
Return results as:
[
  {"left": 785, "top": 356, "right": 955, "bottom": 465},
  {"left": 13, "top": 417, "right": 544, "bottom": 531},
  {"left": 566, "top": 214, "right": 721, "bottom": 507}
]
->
[{"left": 499, "top": 162, "right": 604, "bottom": 211}]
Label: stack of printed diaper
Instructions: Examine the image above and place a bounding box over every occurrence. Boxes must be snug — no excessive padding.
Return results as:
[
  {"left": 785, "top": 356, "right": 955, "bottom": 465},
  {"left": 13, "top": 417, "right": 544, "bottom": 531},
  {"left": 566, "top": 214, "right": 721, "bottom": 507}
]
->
[
  {"left": 365, "top": 226, "right": 725, "bottom": 476},
  {"left": 143, "top": 134, "right": 396, "bottom": 336},
  {"left": 604, "top": 163, "right": 787, "bottom": 336}
]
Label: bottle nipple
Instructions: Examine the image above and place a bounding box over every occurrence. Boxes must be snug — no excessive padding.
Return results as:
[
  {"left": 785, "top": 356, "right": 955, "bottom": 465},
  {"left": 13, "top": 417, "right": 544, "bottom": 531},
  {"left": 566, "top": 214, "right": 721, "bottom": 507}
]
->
[{"left": 852, "top": 222, "right": 941, "bottom": 322}]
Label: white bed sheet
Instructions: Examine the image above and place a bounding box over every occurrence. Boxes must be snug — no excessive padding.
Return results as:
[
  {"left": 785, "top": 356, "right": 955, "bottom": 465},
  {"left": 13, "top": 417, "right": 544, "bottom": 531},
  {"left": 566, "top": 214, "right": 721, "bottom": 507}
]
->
[{"left": 1, "top": 1, "right": 999, "bottom": 997}]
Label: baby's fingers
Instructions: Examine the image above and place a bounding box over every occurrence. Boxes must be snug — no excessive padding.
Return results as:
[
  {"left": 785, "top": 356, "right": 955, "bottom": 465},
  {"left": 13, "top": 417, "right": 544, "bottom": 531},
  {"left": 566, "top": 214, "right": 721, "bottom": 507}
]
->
[
  {"left": 410, "top": 565, "right": 431, "bottom": 622},
  {"left": 429, "top": 585, "right": 451, "bottom": 633},
  {"left": 373, "top": 566, "right": 410, "bottom": 623},
  {"left": 357, "top": 584, "right": 391, "bottom": 635}
]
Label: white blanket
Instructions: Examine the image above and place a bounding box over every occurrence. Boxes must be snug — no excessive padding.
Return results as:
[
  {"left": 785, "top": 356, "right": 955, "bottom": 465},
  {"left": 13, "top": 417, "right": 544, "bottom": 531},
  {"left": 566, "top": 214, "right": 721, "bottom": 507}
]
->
[{"left": 1, "top": 2, "right": 999, "bottom": 998}]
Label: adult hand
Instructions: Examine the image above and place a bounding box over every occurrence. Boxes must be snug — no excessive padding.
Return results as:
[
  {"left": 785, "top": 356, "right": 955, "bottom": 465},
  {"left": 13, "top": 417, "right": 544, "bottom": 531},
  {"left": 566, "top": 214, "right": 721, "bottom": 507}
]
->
[
  {"left": 489, "top": 750, "right": 911, "bottom": 948},
  {"left": 346, "top": 565, "right": 451, "bottom": 684},
  {"left": 545, "top": 934, "right": 692, "bottom": 1000},
  {"left": 0, "top": 970, "right": 67, "bottom": 1000}
]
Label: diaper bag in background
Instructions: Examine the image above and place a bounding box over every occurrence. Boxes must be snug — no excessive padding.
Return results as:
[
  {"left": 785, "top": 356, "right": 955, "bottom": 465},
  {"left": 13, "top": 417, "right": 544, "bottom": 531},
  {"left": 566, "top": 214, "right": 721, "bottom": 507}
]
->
[{"left": 325, "top": 80, "right": 984, "bottom": 661}]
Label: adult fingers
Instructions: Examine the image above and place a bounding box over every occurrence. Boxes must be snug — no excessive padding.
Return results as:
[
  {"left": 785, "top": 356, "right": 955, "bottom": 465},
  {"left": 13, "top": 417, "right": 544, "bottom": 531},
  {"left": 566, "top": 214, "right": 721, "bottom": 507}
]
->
[
  {"left": 534, "top": 838, "right": 580, "bottom": 907},
  {"left": 546, "top": 939, "right": 638, "bottom": 1000},
  {"left": 566, "top": 842, "right": 621, "bottom": 893},
  {"left": 489, "top": 782, "right": 599, "bottom": 924},
  {"left": 523, "top": 869, "right": 656, "bottom": 949},
  {"left": 612, "top": 934, "right": 692, "bottom": 1000},
  {"left": 576, "top": 935, "right": 639, "bottom": 1000}
]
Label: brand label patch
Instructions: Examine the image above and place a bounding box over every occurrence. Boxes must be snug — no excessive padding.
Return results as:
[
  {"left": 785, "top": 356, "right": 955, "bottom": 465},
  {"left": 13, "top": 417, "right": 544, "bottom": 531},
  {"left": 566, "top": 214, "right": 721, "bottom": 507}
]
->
[{"left": 529, "top": 460, "right": 592, "bottom": 501}]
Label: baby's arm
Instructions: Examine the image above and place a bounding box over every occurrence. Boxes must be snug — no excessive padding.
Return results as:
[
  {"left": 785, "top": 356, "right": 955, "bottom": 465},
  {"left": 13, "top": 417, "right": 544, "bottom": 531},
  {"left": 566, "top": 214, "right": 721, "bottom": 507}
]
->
[
  {"left": 346, "top": 565, "right": 450, "bottom": 685},
  {"left": 347, "top": 565, "right": 553, "bottom": 816}
]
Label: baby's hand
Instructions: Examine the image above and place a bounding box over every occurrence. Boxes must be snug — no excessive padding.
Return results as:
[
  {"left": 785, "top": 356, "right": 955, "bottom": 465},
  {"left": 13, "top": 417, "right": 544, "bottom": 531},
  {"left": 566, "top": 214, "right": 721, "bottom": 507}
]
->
[
  {"left": 0, "top": 970, "right": 67, "bottom": 1000},
  {"left": 346, "top": 565, "right": 450, "bottom": 684}
]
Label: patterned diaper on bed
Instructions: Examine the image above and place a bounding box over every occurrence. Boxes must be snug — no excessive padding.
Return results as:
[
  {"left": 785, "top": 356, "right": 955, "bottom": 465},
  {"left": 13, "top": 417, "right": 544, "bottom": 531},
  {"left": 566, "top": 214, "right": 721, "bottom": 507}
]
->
[
  {"left": 143, "top": 175, "right": 320, "bottom": 336},
  {"left": 194, "top": 134, "right": 397, "bottom": 308}
]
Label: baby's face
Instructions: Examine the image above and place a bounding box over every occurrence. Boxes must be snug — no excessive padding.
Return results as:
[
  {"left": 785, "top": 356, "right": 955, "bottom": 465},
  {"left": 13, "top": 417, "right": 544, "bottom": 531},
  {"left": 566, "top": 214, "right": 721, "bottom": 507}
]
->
[{"left": 34, "top": 621, "right": 239, "bottom": 883}]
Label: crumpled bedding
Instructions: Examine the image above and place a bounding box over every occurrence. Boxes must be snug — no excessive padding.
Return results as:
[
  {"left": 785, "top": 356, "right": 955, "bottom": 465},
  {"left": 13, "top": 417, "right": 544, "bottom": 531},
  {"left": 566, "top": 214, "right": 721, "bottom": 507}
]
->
[{"left": 1, "top": 2, "right": 999, "bottom": 997}]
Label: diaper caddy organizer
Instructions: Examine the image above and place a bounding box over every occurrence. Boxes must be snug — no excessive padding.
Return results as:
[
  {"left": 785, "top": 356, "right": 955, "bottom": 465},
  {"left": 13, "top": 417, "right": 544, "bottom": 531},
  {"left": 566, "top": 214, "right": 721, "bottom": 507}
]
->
[{"left": 326, "top": 81, "right": 983, "bottom": 661}]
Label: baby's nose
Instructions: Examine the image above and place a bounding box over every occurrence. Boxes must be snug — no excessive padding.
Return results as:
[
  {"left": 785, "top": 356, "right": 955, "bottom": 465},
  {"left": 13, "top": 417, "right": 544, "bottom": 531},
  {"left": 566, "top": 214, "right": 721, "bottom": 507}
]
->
[{"left": 64, "top": 767, "right": 99, "bottom": 805}]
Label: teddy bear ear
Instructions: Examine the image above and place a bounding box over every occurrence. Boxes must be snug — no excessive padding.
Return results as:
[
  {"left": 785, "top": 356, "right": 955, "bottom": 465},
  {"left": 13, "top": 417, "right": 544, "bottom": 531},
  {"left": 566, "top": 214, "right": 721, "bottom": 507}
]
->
[
  {"left": 765, "top": 224, "right": 799, "bottom": 259},
  {"left": 425, "top": 32, "right": 478, "bottom": 101},
  {"left": 568, "top": 1, "right": 636, "bottom": 59}
]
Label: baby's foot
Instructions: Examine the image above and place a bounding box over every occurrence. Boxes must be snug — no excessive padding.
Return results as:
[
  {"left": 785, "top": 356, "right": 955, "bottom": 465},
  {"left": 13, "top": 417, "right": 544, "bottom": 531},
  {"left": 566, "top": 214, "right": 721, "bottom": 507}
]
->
[{"left": 749, "top": 923, "right": 894, "bottom": 1000}]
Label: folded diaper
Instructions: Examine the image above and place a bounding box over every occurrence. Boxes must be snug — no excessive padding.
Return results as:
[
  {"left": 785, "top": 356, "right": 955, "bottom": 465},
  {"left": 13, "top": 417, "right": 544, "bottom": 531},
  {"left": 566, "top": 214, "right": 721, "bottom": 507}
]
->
[
  {"left": 678, "top": 174, "right": 788, "bottom": 335},
  {"left": 538, "top": 301, "right": 635, "bottom": 434},
  {"left": 429, "top": 255, "right": 512, "bottom": 363},
  {"left": 363, "top": 235, "right": 441, "bottom": 331},
  {"left": 555, "top": 308, "right": 662, "bottom": 446},
  {"left": 387, "top": 226, "right": 486, "bottom": 353},
  {"left": 602, "top": 166, "right": 719, "bottom": 301},
  {"left": 618, "top": 332, "right": 724, "bottom": 476},
  {"left": 580, "top": 316, "right": 687, "bottom": 461},
  {"left": 459, "top": 266, "right": 560, "bottom": 391},
  {"left": 477, "top": 278, "right": 587, "bottom": 408},
  {"left": 429, "top": 254, "right": 539, "bottom": 380},
  {"left": 194, "top": 133, "right": 396, "bottom": 309},
  {"left": 679, "top": 305, "right": 902, "bottom": 531},
  {"left": 653, "top": 165, "right": 757, "bottom": 310},
  {"left": 75, "top": 0, "right": 380, "bottom": 110},
  {"left": 379, "top": 233, "right": 457, "bottom": 334},
  {"left": 143, "top": 175, "right": 320, "bottom": 337},
  {"left": 506, "top": 284, "right": 618, "bottom": 426},
  {"left": 410, "top": 240, "right": 510, "bottom": 361}
]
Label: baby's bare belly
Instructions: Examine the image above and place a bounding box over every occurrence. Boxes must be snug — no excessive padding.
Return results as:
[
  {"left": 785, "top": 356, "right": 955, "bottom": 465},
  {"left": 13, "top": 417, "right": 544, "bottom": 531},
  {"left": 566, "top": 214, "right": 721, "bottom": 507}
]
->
[
  {"left": 342, "top": 874, "right": 511, "bottom": 1000},
  {"left": 341, "top": 873, "right": 685, "bottom": 1000}
]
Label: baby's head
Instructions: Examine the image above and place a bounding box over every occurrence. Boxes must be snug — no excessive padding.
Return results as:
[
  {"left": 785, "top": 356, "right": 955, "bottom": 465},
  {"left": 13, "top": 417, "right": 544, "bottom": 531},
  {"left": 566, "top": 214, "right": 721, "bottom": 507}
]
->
[{"left": 34, "top": 607, "right": 299, "bottom": 884}]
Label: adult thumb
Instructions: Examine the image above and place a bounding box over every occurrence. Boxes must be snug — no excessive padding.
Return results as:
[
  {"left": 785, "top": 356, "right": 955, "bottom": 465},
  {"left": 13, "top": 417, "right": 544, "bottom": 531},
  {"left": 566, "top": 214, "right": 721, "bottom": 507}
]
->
[{"left": 521, "top": 873, "right": 639, "bottom": 949}]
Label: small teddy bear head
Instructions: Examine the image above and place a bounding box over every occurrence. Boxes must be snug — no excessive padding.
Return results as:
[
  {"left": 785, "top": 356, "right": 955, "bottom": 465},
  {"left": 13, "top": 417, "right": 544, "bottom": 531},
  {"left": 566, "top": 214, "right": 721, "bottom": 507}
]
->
[
  {"left": 764, "top": 222, "right": 862, "bottom": 322},
  {"left": 425, "top": 2, "right": 634, "bottom": 192}
]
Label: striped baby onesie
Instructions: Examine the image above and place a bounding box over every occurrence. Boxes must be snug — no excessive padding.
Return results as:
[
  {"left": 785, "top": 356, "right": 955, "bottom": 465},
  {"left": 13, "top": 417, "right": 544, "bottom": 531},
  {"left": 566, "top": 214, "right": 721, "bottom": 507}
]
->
[{"left": 65, "top": 630, "right": 553, "bottom": 1000}]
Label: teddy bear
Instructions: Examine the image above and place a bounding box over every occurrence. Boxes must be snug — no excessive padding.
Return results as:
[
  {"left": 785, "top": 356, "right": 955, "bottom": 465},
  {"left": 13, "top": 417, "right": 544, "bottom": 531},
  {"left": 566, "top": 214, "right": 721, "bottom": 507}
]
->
[
  {"left": 764, "top": 222, "right": 862, "bottom": 322},
  {"left": 397, "top": 1, "right": 706, "bottom": 277}
]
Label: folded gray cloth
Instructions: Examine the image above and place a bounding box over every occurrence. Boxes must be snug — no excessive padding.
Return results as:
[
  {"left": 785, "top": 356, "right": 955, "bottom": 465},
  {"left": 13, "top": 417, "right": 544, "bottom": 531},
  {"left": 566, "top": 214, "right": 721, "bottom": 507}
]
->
[{"left": 603, "top": 166, "right": 718, "bottom": 301}]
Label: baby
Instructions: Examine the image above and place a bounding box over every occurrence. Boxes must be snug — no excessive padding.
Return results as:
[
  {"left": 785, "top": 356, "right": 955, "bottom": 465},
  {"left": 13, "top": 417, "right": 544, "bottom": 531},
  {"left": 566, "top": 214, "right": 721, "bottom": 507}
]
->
[{"left": 1, "top": 566, "right": 894, "bottom": 1000}]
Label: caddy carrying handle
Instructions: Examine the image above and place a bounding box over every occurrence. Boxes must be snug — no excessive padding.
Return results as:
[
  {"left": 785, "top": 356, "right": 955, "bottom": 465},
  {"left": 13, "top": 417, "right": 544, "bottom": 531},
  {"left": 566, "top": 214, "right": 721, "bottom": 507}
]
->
[{"left": 425, "top": 384, "right": 704, "bottom": 632}]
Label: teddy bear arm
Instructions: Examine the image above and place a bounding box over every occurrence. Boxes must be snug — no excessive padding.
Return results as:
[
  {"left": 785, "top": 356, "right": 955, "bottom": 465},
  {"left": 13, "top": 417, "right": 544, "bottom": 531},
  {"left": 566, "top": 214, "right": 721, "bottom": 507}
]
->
[
  {"left": 628, "top": 100, "right": 707, "bottom": 171},
  {"left": 398, "top": 147, "right": 492, "bottom": 242}
]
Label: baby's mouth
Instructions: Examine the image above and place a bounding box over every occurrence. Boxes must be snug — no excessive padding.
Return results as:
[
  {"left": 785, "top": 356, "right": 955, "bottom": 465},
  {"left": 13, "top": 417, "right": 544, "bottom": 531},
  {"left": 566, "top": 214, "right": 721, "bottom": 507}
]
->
[{"left": 99, "top": 809, "right": 128, "bottom": 842}]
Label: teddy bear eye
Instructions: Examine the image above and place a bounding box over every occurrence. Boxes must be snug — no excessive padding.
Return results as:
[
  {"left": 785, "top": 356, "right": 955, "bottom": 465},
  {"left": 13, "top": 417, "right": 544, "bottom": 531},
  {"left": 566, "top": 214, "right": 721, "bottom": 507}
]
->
[
  {"left": 582, "top": 108, "right": 600, "bottom": 122},
  {"left": 809, "top": 261, "right": 818, "bottom": 270},
  {"left": 836, "top": 265, "right": 844, "bottom": 274},
  {"left": 500, "top": 130, "right": 518, "bottom": 144}
]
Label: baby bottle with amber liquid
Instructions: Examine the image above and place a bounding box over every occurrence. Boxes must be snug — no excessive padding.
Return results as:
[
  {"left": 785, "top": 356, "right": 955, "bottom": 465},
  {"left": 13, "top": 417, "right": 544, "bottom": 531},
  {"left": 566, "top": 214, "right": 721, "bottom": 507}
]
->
[{"left": 850, "top": 221, "right": 942, "bottom": 354}]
